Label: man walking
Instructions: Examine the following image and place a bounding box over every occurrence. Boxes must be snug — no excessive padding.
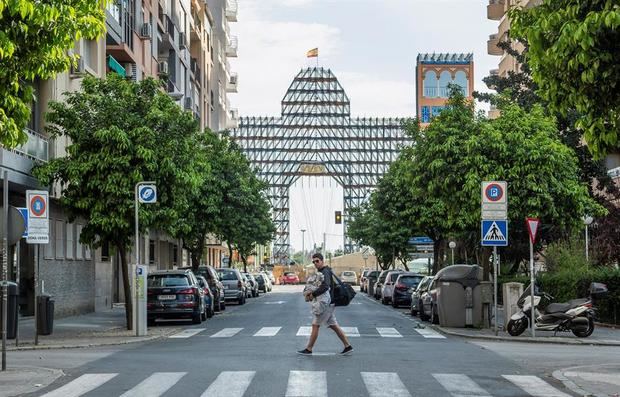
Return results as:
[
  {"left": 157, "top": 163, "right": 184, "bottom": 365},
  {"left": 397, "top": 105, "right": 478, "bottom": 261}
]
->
[{"left": 298, "top": 253, "right": 353, "bottom": 355}]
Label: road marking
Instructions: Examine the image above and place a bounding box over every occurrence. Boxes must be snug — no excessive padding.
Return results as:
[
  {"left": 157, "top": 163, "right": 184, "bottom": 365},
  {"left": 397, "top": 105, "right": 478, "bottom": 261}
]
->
[
  {"left": 361, "top": 372, "right": 411, "bottom": 397},
  {"left": 169, "top": 328, "right": 205, "bottom": 338},
  {"left": 253, "top": 326, "right": 282, "bottom": 336},
  {"left": 297, "top": 326, "right": 312, "bottom": 336},
  {"left": 41, "top": 373, "right": 118, "bottom": 397},
  {"left": 341, "top": 327, "right": 360, "bottom": 337},
  {"left": 201, "top": 371, "right": 255, "bottom": 397},
  {"left": 563, "top": 371, "right": 620, "bottom": 387},
  {"left": 502, "top": 375, "right": 571, "bottom": 397},
  {"left": 210, "top": 327, "right": 244, "bottom": 338},
  {"left": 120, "top": 372, "right": 186, "bottom": 397},
  {"left": 264, "top": 301, "right": 286, "bottom": 304},
  {"left": 433, "top": 374, "right": 491, "bottom": 397},
  {"left": 376, "top": 327, "right": 402, "bottom": 338},
  {"left": 413, "top": 327, "right": 446, "bottom": 339},
  {"left": 285, "top": 371, "right": 327, "bottom": 397}
]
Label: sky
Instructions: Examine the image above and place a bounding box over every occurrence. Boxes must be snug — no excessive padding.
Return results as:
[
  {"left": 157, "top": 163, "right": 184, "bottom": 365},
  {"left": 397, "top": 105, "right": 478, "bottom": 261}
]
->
[{"left": 229, "top": 0, "right": 499, "bottom": 252}]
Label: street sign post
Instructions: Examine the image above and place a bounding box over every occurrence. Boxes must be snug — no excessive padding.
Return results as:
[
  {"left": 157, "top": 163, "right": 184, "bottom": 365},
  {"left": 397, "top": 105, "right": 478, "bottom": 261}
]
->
[
  {"left": 409, "top": 236, "right": 434, "bottom": 275},
  {"left": 26, "top": 190, "right": 48, "bottom": 347},
  {"left": 526, "top": 217, "right": 540, "bottom": 338},
  {"left": 481, "top": 181, "right": 507, "bottom": 220},
  {"left": 134, "top": 182, "right": 156, "bottom": 337}
]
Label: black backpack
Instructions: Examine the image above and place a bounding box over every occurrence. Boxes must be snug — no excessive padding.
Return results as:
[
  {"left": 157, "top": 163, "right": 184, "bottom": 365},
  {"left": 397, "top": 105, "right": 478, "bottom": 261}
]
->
[{"left": 328, "top": 268, "right": 356, "bottom": 306}]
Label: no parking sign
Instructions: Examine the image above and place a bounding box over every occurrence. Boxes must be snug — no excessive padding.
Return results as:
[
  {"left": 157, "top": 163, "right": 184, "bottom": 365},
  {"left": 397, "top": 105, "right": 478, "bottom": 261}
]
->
[{"left": 26, "top": 190, "right": 49, "bottom": 244}]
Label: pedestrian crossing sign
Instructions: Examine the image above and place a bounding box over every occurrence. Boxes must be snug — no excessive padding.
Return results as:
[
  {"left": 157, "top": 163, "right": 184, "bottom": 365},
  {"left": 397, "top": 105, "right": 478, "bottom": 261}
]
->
[{"left": 481, "top": 220, "right": 508, "bottom": 246}]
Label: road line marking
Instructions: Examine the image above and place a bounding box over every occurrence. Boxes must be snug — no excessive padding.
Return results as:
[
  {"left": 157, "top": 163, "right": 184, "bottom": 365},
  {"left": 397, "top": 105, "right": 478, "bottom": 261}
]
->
[
  {"left": 361, "top": 372, "right": 411, "bottom": 397},
  {"left": 563, "top": 371, "right": 620, "bottom": 387},
  {"left": 433, "top": 374, "right": 491, "bottom": 396},
  {"left": 413, "top": 327, "right": 446, "bottom": 339},
  {"left": 341, "top": 327, "right": 360, "bottom": 337},
  {"left": 41, "top": 373, "right": 118, "bottom": 397},
  {"left": 502, "top": 375, "right": 571, "bottom": 397},
  {"left": 120, "top": 372, "right": 186, "bottom": 397},
  {"left": 201, "top": 371, "right": 255, "bottom": 397},
  {"left": 264, "top": 301, "right": 286, "bottom": 304},
  {"left": 376, "top": 327, "right": 402, "bottom": 338},
  {"left": 296, "top": 326, "right": 312, "bottom": 336},
  {"left": 253, "top": 327, "right": 282, "bottom": 336},
  {"left": 210, "top": 327, "right": 244, "bottom": 338},
  {"left": 285, "top": 371, "right": 327, "bottom": 397},
  {"left": 169, "top": 328, "right": 205, "bottom": 338}
]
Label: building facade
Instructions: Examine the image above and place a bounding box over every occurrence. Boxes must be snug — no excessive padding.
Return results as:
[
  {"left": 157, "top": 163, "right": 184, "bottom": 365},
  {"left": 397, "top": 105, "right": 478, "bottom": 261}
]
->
[{"left": 415, "top": 53, "right": 474, "bottom": 127}]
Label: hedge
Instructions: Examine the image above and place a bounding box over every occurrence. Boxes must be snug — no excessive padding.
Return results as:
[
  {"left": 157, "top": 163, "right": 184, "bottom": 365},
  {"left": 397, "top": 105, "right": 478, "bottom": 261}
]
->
[{"left": 498, "top": 268, "right": 620, "bottom": 325}]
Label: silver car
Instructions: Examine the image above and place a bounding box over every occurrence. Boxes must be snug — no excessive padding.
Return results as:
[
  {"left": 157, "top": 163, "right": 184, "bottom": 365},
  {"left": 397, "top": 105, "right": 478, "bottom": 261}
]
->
[
  {"left": 381, "top": 270, "right": 404, "bottom": 305},
  {"left": 216, "top": 268, "right": 247, "bottom": 305},
  {"left": 340, "top": 271, "right": 357, "bottom": 285}
]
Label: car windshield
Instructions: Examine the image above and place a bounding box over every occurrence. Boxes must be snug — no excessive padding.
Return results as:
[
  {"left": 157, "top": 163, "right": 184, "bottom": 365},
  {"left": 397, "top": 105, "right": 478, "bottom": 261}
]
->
[
  {"left": 389, "top": 273, "right": 401, "bottom": 282},
  {"left": 343, "top": 272, "right": 354, "bottom": 276},
  {"left": 217, "top": 271, "right": 238, "bottom": 281},
  {"left": 362, "top": 270, "right": 369, "bottom": 277},
  {"left": 254, "top": 275, "right": 263, "bottom": 281},
  {"left": 284, "top": 272, "right": 295, "bottom": 276},
  {"left": 399, "top": 276, "right": 423, "bottom": 287},
  {"left": 368, "top": 271, "right": 379, "bottom": 278},
  {"left": 147, "top": 275, "right": 190, "bottom": 287}
]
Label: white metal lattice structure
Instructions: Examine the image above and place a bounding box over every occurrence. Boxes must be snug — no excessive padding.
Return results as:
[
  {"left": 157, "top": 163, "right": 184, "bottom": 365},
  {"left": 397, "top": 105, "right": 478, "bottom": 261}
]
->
[{"left": 231, "top": 67, "right": 409, "bottom": 264}]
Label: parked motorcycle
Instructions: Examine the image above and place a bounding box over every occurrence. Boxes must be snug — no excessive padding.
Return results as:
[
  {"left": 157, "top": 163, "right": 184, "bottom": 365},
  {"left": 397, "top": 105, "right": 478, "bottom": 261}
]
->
[{"left": 506, "top": 282, "right": 608, "bottom": 338}]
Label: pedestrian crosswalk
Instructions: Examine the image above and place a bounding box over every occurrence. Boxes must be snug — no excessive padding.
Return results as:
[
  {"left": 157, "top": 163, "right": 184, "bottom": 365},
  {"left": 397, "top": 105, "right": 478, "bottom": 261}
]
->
[
  {"left": 40, "top": 371, "right": 573, "bottom": 397},
  {"left": 170, "top": 326, "right": 445, "bottom": 339}
]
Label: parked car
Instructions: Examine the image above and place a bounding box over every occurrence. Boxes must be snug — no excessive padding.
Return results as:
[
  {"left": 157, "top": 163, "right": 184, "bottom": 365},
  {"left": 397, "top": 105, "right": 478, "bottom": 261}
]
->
[
  {"left": 359, "top": 270, "right": 370, "bottom": 292},
  {"left": 392, "top": 273, "right": 424, "bottom": 308},
  {"left": 196, "top": 276, "right": 214, "bottom": 318},
  {"left": 340, "top": 271, "right": 357, "bottom": 285},
  {"left": 147, "top": 269, "right": 205, "bottom": 325},
  {"left": 280, "top": 272, "right": 300, "bottom": 285},
  {"left": 374, "top": 270, "right": 392, "bottom": 300},
  {"left": 181, "top": 266, "right": 226, "bottom": 312},
  {"left": 381, "top": 270, "right": 404, "bottom": 305},
  {"left": 266, "top": 271, "right": 276, "bottom": 285},
  {"left": 420, "top": 277, "right": 439, "bottom": 323},
  {"left": 216, "top": 268, "right": 247, "bottom": 305},
  {"left": 260, "top": 272, "right": 273, "bottom": 292},
  {"left": 253, "top": 273, "right": 269, "bottom": 293},
  {"left": 364, "top": 270, "right": 380, "bottom": 295},
  {"left": 410, "top": 276, "right": 433, "bottom": 316},
  {"left": 243, "top": 273, "right": 260, "bottom": 297}
]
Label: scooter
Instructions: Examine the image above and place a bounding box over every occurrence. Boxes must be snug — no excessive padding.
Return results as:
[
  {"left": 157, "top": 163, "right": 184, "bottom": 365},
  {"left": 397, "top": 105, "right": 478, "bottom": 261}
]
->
[{"left": 506, "top": 282, "right": 608, "bottom": 338}]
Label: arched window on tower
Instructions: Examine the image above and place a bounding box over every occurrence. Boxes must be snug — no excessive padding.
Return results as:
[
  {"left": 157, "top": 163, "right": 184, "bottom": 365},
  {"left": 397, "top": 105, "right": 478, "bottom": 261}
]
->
[
  {"left": 454, "top": 71, "right": 468, "bottom": 96},
  {"left": 438, "top": 71, "right": 452, "bottom": 97},
  {"left": 423, "top": 71, "right": 437, "bottom": 98}
]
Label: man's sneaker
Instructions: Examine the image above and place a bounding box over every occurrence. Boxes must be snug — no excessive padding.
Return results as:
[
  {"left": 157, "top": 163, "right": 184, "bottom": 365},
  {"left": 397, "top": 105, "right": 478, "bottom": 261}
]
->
[
  {"left": 340, "top": 345, "right": 354, "bottom": 355},
  {"left": 297, "top": 348, "right": 312, "bottom": 356}
]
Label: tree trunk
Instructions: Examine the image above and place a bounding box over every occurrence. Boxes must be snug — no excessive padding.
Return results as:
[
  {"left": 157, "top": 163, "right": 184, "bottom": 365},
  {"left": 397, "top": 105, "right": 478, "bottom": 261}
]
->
[
  {"left": 227, "top": 242, "right": 234, "bottom": 268},
  {"left": 118, "top": 244, "right": 133, "bottom": 331},
  {"left": 432, "top": 239, "right": 441, "bottom": 274},
  {"left": 191, "top": 251, "right": 200, "bottom": 272},
  {"left": 241, "top": 255, "right": 247, "bottom": 273}
]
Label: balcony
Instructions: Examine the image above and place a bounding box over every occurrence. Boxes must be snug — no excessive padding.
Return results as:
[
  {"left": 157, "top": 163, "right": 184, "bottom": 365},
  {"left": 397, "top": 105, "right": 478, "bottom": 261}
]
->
[
  {"left": 226, "top": 73, "right": 238, "bottom": 93},
  {"left": 487, "top": 0, "right": 504, "bottom": 20},
  {"left": 498, "top": 14, "right": 511, "bottom": 39},
  {"left": 487, "top": 34, "right": 502, "bottom": 56},
  {"left": 226, "top": 108, "right": 239, "bottom": 129},
  {"left": 190, "top": 57, "right": 201, "bottom": 84},
  {"left": 226, "top": 0, "right": 238, "bottom": 22},
  {"left": 423, "top": 87, "right": 437, "bottom": 98},
  {"left": 160, "top": 15, "right": 176, "bottom": 51},
  {"left": 226, "top": 36, "right": 238, "bottom": 58},
  {"left": 14, "top": 128, "right": 49, "bottom": 162}
]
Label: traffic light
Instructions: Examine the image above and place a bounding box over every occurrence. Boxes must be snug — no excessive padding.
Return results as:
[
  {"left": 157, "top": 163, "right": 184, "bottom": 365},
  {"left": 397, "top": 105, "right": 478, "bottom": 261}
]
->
[{"left": 335, "top": 210, "right": 342, "bottom": 224}]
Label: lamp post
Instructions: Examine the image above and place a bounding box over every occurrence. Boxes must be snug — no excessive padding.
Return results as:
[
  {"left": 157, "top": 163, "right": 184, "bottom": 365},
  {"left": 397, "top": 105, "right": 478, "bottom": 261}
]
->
[
  {"left": 300, "top": 229, "right": 306, "bottom": 266},
  {"left": 583, "top": 216, "right": 593, "bottom": 262},
  {"left": 449, "top": 241, "right": 456, "bottom": 265}
]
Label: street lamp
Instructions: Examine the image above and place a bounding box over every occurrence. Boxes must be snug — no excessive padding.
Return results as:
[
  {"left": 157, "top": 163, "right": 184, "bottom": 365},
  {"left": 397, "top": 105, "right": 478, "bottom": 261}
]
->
[
  {"left": 449, "top": 241, "right": 456, "bottom": 265},
  {"left": 300, "top": 229, "right": 306, "bottom": 266},
  {"left": 583, "top": 216, "right": 593, "bottom": 262}
]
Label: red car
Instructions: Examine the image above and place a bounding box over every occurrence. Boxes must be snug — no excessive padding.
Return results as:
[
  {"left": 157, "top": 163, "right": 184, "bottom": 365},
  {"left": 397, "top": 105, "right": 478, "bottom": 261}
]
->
[{"left": 280, "top": 272, "right": 300, "bottom": 285}]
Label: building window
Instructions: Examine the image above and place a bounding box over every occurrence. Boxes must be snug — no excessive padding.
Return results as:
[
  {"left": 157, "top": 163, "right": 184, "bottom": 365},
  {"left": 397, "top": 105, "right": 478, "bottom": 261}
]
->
[
  {"left": 101, "top": 241, "right": 110, "bottom": 261},
  {"left": 454, "top": 70, "right": 468, "bottom": 95},
  {"left": 438, "top": 71, "right": 452, "bottom": 97},
  {"left": 55, "top": 220, "right": 64, "bottom": 259},
  {"left": 66, "top": 222, "right": 74, "bottom": 259},
  {"left": 149, "top": 240, "right": 155, "bottom": 265},
  {"left": 76, "top": 225, "right": 84, "bottom": 260},
  {"left": 423, "top": 70, "right": 437, "bottom": 98},
  {"left": 44, "top": 218, "right": 54, "bottom": 259},
  {"left": 421, "top": 106, "right": 430, "bottom": 123}
]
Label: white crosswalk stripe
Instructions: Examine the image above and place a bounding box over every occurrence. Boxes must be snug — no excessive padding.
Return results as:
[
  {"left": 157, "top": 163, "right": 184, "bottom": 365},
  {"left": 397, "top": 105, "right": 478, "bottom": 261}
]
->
[
  {"left": 433, "top": 373, "right": 492, "bottom": 397},
  {"left": 341, "top": 326, "right": 360, "bottom": 337},
  {"left": 169, "top": 328, "right": 205, "bottom": 338},
  {"left": 296, "top": 326, "right": 312, "bottom": 336},
  {"left": 120, "top": 372, "right": 186, "bottom": 397},
  {"left": 376, "top": 327, "right": 403, "bottom": 338},
  {"left": 41, "top": 373, "right": 118, "bottom": 397},
  {"left": 253, "top": 326, "right": 282, "bottom": 336},
  {"left": 285, "top": 371, "right": 327, "bottom": 397},
  {"left": 361, "top": 372, "right": 411, "bottom": 397},
  {"left": 200, "top": 371, "right": 256, "bottom": 397},
  {"left": 413, "top": 327, "right": 446, "bottom": 339},
  {"left": 210, "top": 327, "right": 244, "bottom": 338},
  {"left": 503, "top": 375, "right": 571, "bottom": 397}
]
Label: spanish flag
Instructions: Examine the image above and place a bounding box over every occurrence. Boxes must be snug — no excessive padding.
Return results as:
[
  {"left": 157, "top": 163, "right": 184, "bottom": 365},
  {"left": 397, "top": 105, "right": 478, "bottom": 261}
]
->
[{"left": 306, "top": 48, "right": 318, "bottom": 58}]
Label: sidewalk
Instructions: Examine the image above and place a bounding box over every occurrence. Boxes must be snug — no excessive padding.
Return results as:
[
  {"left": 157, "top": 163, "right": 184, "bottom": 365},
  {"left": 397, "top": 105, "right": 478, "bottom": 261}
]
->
[{"left": 7, "top": 307, "right": 181, "bottom": 350}]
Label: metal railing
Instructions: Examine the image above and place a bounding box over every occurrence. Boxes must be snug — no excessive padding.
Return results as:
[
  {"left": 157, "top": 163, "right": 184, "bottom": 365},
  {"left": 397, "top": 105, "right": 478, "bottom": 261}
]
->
[
  {"left": 12, "top": 128, "right": 49, "bottom": 162},
  {"left": 423, "top": 87, "right": 437, "bottom": 97}
]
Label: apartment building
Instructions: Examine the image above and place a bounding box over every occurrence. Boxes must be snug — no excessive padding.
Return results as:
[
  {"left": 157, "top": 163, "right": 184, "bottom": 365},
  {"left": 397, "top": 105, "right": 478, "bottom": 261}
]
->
[{"left": 415, "top": 53, "right": 474, "bottom": 127}]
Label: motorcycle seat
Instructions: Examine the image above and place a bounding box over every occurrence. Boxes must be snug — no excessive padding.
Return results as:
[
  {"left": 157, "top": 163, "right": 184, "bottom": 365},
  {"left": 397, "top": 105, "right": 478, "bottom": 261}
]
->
[{"left": 546, "top": 303, "right": 571, "bottom": 313}]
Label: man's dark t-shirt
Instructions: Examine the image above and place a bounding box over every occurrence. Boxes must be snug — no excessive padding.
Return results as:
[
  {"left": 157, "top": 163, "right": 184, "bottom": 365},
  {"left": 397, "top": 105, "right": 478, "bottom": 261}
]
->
[{"left": 312, "top": 266, "right": 334, "bottom": 301}]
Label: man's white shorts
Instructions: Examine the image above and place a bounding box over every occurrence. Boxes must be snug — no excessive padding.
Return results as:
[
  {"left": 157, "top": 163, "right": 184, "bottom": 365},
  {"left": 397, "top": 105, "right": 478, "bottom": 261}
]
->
[{"left": 312, "top": 304, "right": 337, "bottom": 326}]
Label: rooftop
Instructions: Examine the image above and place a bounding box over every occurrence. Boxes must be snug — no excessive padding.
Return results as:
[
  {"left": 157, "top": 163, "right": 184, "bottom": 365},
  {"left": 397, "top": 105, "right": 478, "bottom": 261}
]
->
[{"left": 417, "top": 53, "right": 474, "bottom": 65}]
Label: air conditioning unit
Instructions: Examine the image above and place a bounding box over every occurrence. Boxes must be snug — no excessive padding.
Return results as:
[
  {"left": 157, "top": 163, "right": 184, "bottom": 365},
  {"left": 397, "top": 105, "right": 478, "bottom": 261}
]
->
[
  {"left": 184, "top": 97, "right": 193, "bottom": 110},
  {"left": 179, "top": 32, "right": 187, "bottom": 49},
  {"left": 70, "top": 58, "right": 86, "bottom": 76},
  {"left": 158, "top": 60, "right": 169, "bottom": 74},
  {"left": 139, "top": 23, "right": 152, "bottom": 39}
]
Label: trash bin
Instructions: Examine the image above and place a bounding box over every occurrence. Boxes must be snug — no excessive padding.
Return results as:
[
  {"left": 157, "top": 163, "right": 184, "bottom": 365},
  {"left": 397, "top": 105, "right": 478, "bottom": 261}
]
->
[
  {"left": 434, "top": 265, "right": 483, "bottom": 328},
  {"left": 37, "top": 294, "right": 55, "bottom": 335},
  {"left": 0, "top": 281, "right": 19, "bottom": 339}
]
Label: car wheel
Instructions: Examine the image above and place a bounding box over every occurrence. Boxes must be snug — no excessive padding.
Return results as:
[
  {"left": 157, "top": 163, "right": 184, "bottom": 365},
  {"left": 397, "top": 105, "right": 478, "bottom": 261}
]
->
[
  {"left": 192, "top": 312, "right": 202, "bottom": 324},
  {"left": 410, "top": 307, "right": 418, "bottom": 316},
  {"left": 419, "top": 302, "right": 430, "bottom": 321},
  {"left": 221, "top": 300, "right": 226, "bottom": 310},
  {"left": 201, "top": 309, "right": 207, "bottom": 321},
  {"left": 392, "top": 300, "right": 398, "bottom": 308},
  {"left": 148, "top": 318, "right": 156, "bottom": 327},
  {"left": 381, "top": 297, "right": 388, "bottom": 305},
  {"left": 215, "top": 299, "right": 221, "bottom": 312},
  {"left": 431, "top": 305, "right": 439, "bottom": 324},
  {"left": 207, "top": 307, "right": 214, "bottom": 319}
]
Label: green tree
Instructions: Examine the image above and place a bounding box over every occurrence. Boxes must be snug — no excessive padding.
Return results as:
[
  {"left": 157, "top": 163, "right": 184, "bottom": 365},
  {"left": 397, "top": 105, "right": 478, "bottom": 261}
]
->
[
  {"left": 33, "top": 76, "right": 200, "bottom": 329},
  {"left": 510, "top": 0, "right": 620, "bottom": 157},
  {"left": 0, "top": 0, "right": 106, "bottom": 147}
]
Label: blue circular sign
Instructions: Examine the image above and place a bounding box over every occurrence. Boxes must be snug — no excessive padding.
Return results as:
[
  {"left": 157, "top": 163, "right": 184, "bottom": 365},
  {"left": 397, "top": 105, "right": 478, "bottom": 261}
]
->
[
  {"left": 139, "top": 185, "right": 156, "bottom": 203},
  {"left": 485, "top": 183, "right": 503, "bottom": 202}
]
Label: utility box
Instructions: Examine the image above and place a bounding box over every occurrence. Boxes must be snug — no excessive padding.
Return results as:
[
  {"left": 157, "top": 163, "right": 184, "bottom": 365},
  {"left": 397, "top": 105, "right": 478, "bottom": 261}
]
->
[
  {"left": 0, "top": 282, "right": 19, "bottom": 339},
  {"left": 502, "top": 282, "right": 523, "bottom": 323},
  {"left": 435, "top": 265, "right": 483, "bottom": 328},
  {"left": 37, "top": 294, "right": 55, "bottom": 335}
]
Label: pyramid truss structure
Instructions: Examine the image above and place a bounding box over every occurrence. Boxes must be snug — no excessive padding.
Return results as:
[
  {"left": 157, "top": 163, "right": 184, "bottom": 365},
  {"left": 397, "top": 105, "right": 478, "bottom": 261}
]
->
[{"left": 231, "top": 67, "right": 410, "bottom": 264}]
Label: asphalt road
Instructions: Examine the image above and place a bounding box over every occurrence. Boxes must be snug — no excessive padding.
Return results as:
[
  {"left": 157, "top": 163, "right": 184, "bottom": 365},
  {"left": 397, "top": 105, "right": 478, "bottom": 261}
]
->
[{"left": 26, "top": 285, "right": 582, "bottom": 397}]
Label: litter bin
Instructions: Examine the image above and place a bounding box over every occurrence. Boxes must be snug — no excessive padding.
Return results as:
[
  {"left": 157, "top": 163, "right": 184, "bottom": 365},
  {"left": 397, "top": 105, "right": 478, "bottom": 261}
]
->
[
  {"left": 0, "top": 281, "right": 19, "bottom": 339},
  {"left": 37, "top": 294, "right": 55, "bottom": 335},
  {"left": 434, "top": 265, "right": 483, "bottom": 328}
]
